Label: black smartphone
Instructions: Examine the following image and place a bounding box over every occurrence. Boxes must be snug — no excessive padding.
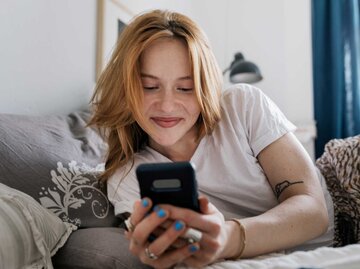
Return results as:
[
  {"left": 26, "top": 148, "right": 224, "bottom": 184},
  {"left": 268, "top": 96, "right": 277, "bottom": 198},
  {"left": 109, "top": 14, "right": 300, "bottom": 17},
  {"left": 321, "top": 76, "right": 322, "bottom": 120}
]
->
[{"left": 136, "top": 161, "right": 200, "bottom": 212}]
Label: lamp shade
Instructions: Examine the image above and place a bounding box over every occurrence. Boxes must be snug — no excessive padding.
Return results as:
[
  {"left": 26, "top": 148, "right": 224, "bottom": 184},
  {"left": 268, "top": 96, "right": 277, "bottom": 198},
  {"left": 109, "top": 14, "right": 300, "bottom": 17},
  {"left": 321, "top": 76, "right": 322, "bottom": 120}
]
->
[{"left": 225, "top": 52, "right": 263, "bottom": 84}]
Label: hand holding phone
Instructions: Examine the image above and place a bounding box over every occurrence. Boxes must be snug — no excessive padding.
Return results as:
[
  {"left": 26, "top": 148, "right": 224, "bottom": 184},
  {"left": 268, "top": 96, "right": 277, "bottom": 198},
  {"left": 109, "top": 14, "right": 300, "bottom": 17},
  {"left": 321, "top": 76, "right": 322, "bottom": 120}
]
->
[{"left": 135, "top": 161, "right": 202, "bottom": 243}]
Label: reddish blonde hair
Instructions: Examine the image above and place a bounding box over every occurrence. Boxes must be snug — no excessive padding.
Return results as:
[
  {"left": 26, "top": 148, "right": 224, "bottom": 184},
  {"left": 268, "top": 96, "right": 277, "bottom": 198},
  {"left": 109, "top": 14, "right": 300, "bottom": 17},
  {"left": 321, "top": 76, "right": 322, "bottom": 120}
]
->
[{"left": 89, "top": 9, "right": 222, "bottom": 181}]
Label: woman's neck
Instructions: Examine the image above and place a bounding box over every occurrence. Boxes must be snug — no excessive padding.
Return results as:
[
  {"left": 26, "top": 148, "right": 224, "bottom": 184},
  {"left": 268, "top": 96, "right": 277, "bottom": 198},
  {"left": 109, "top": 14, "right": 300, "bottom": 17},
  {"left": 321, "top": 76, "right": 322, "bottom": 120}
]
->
[{"left": 149, "top": 131, "right": 202, "bottom": 162}]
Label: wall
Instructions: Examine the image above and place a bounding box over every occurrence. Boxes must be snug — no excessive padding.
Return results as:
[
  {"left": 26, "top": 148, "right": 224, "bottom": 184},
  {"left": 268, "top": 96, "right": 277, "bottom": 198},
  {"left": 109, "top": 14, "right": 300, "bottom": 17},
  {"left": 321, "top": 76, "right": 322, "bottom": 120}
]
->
[
  {"left": 0, "top": 0, "right": 97, "bottom": 116},
  {"left": 211, "top": 0, "right": 316, "bottom": 157}
]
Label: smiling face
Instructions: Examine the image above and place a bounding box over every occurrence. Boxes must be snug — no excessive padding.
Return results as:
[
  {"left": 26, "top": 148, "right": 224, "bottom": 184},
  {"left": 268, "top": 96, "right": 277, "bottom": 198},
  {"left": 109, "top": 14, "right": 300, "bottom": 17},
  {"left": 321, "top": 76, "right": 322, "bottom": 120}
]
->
[{"left": 139, "top": 37, "right": 201, "bottom": 155}]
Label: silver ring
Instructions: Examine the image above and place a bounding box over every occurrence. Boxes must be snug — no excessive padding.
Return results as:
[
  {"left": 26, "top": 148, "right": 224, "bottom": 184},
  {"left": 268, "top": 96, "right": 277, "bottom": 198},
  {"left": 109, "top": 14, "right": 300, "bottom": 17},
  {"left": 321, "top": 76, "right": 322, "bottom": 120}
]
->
[
  {"left": 183, "top": 227, "right": 203, "bottom": 244},
  {"left": 145, "top": 247, "right": 159, "bottom": 260},
  {"left": 124, "top": 217, "right": 135, "bottom": 232}
]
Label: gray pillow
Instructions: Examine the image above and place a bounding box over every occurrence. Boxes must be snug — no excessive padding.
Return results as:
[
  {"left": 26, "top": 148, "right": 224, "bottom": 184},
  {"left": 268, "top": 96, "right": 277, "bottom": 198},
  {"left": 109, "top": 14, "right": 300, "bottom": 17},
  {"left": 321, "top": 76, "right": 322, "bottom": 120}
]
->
[
  {"left": 0, "top": 110, "right": 120, "bottom": 228},
  {"left": 52, "top": 228, "right": 151, "bottom": 269},
  {"left": 0, "top": 182, "right": 76, "bottom": 269}
]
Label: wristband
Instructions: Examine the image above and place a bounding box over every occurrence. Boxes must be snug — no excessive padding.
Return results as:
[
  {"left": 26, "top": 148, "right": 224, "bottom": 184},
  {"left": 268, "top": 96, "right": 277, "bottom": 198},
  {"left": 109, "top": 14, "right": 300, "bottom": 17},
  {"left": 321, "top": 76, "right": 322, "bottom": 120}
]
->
[{"left": 229, "top": 218, "right": 246, "bottom": 260}]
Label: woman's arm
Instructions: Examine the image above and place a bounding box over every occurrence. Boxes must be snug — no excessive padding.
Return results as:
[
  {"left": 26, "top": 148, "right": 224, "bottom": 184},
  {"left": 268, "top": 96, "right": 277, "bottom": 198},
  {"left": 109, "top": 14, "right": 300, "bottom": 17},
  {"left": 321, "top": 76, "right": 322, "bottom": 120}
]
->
[
  {"left": 238, "top": 132, "right": 329, "bottom": 257},
  {"left": 169, "top": 132, "right": 329, "bottom": 264},
  {"left": 124, "top": 132, "right": 330, "bottom": 267}
]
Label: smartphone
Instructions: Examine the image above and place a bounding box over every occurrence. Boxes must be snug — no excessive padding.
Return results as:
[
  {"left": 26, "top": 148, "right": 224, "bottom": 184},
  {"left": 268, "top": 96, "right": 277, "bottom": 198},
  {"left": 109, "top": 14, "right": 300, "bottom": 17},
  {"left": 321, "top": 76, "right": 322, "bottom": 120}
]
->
[{"left": 136, "top": 161, "right": 200, "bottom": 212}]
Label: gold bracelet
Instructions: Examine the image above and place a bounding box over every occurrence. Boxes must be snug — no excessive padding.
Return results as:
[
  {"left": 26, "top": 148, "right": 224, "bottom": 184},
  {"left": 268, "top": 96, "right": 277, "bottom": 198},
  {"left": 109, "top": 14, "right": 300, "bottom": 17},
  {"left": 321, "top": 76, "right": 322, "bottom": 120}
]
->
[{"left": 229, "top": 218, "right": 246, "bottom": 260}]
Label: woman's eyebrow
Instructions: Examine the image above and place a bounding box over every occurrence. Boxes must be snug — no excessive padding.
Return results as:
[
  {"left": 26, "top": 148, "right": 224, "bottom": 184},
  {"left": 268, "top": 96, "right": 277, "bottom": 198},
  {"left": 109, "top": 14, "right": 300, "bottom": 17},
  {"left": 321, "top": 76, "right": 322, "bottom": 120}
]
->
[
  {"left": 140, "top": 73, "right": 192, "bottom": 81},
  {"left": 140, "top": 73, "right": 158, "bottom": 79},
  {"left": 177, "top": 76, "right": 193, "bottom": 81}
]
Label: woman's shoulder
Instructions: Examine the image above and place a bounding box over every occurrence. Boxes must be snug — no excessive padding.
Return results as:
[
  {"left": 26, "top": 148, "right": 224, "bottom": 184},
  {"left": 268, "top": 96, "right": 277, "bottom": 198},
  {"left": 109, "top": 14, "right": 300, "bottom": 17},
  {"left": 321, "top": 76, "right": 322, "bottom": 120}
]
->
[
  {"left": 220, "top": 83, "right": 267, "bottom": 114},
  {"left": 222, "top": 83, "right": 265, "bottom": 101}
]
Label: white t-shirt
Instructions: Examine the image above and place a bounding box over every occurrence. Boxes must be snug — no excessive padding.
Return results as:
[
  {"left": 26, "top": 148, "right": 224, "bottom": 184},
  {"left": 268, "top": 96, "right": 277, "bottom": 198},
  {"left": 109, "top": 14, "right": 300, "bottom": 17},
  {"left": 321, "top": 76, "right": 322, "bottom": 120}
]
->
[{"left": 107, "top": 84, "right": 334, "bottom": 251}]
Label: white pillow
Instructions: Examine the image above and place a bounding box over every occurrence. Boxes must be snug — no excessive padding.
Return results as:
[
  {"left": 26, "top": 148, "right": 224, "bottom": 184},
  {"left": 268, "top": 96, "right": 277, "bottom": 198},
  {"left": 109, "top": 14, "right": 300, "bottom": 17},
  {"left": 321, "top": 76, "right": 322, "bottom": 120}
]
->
[{"left": 0, "top": 183, "right": 76, "bottom": 269}]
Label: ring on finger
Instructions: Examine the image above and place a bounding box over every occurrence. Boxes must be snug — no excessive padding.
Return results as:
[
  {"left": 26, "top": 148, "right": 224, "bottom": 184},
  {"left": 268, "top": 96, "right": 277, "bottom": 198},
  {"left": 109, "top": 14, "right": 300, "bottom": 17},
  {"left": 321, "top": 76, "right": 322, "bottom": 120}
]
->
[
  {"left": 183, "top": 228, "right": 203, "bottom": 244},
  {"left": 124, "top": 216, "right": 135, "bottom": 232},
  {"left": 145, "top": 247, "right": 159, "bottom": 260}
]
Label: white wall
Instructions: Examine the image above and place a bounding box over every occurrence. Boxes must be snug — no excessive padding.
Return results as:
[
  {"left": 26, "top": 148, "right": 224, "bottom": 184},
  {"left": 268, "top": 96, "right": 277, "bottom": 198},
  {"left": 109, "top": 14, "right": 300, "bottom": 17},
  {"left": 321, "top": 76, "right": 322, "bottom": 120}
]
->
[
  {"left": 0, "top": 0, "right": 97, "bottom": 116},
  {"left": 198, "top": 0, "right": 315, "bottom": 157}
]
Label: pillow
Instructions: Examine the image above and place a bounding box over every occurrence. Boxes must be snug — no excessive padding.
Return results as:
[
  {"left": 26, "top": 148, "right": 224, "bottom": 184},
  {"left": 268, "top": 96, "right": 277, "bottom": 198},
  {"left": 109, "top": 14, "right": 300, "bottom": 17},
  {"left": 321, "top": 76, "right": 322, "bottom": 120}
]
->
[
  {"left": 316, "top": 135, "right": 360, "bottom": 246},
  {"left": 0, "top": 182, "right": 76, "bottom": 269},
  {"left": 52, "top": 227, "right": 151, "bottom": 269},
  {"left": 0, "top": 110, "right": 121, "bottom": 228}
]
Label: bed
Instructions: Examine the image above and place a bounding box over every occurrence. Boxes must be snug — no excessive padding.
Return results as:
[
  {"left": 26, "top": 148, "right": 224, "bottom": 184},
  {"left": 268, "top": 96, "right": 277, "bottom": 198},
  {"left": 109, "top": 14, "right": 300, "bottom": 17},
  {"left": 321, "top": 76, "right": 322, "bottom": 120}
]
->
[{"left": 0, "top": 109, "right": 358, "bottom": 269}]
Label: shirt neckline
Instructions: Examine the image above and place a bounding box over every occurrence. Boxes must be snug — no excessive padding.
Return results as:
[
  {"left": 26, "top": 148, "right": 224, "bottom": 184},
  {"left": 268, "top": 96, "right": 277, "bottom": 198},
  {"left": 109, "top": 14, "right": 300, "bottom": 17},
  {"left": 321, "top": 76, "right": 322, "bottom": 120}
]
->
[{"left": 144, "top": 134, "right": 209, "bottom": 164}]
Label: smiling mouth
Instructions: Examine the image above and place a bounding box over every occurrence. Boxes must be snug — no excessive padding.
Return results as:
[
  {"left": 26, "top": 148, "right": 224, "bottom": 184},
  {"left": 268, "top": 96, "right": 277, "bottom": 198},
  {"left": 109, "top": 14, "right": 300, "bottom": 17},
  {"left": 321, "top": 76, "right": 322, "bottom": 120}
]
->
[{"left": 151, "top": 117, "right": 182, "bottom": 128}]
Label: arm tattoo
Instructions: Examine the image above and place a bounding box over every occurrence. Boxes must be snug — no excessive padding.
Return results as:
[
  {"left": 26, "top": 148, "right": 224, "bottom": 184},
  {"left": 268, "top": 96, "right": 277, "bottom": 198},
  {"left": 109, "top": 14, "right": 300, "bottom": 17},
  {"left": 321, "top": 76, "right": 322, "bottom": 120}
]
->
[{"left": 274, "top": 180, "right": 304, "bottom": 200}]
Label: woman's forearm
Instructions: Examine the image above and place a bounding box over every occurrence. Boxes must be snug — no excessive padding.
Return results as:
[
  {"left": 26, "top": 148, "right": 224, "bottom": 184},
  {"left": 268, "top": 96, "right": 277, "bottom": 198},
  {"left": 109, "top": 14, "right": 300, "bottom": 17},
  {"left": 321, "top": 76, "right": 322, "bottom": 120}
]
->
[{"left": 223, "top": 194, "right": 329, "bottom": 259}]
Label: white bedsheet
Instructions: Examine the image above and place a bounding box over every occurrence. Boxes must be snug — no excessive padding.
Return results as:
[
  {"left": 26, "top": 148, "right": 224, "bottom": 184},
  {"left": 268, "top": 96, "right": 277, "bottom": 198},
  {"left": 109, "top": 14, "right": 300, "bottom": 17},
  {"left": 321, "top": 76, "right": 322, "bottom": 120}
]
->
[{"left": 175, "top": 244, "right": 360, "bottom": 269}]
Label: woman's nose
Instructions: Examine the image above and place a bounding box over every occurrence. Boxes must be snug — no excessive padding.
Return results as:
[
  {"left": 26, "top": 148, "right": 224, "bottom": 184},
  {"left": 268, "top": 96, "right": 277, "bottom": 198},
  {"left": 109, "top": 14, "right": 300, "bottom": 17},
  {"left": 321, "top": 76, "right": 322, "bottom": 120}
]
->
[{"left": 158, "top": 90, "right": 175, "bottom": 112}]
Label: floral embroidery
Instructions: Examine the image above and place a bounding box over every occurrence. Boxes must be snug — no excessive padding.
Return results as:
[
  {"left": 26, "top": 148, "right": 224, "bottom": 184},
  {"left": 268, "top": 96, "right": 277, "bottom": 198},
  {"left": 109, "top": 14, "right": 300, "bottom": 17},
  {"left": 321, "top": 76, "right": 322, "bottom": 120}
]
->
[{"left": 39, "top": 161, "right": 108, "bottom": 226}]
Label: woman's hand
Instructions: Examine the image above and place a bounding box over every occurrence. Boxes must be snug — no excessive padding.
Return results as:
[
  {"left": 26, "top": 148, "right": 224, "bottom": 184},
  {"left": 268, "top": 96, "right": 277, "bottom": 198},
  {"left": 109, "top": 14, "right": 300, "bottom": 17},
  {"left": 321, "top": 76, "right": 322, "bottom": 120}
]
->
[
  {"left": 125, "top": 198, "right": 201, "bottom": 269},
  {"left": 160, "top": 196, "right": 238, "bottom": 268}
]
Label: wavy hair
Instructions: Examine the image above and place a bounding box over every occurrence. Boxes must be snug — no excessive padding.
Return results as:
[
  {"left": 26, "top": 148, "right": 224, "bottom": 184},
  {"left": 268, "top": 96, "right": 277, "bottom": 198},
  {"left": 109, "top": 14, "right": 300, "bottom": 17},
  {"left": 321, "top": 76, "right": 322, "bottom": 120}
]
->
[{"left": 89, "top": 9, "right": 223, "bottom": 181}]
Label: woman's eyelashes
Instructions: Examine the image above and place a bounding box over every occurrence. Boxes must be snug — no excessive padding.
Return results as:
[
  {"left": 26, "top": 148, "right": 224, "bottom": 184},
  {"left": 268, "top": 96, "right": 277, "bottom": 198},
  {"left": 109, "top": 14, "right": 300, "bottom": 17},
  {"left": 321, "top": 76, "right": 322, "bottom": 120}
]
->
[
  {"left": 143, "top": 86, "right": 159, "bottom": 90},
  {"left": 177, "top": 87, "right": 193, "bottom": 92},
  {"left": 142, "top": 86, "right": 193, "bottom": 92}
]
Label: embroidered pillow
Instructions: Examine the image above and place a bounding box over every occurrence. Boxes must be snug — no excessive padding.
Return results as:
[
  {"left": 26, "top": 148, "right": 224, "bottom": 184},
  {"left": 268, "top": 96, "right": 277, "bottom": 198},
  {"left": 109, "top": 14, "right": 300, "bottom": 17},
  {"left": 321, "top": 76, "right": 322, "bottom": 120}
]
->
[{"left": 0, "top": 110, "right": 120, "bottom": 228}]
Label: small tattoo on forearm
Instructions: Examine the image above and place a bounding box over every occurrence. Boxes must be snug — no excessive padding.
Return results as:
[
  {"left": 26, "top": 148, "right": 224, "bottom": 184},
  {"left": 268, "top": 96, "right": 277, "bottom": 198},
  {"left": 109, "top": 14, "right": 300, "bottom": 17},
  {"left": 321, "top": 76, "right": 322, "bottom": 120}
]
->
[{"left": 274, "top": 180, "right": 304, "bottom": 199}]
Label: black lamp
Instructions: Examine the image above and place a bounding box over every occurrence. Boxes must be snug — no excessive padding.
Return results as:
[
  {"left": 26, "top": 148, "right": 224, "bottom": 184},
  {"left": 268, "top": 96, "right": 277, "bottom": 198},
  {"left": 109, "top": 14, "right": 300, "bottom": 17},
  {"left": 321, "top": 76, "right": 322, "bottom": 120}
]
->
[{"left": 223, "top": 52, "right": 263, "bottom": 83}]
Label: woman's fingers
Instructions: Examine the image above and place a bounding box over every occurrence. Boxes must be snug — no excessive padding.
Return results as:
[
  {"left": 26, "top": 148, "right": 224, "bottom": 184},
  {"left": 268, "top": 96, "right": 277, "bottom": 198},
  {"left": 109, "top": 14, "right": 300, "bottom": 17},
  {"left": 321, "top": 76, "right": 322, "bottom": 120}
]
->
[
  {"left": 126, "top": 200, "right": 227, "bottom": 268},
  {"left": 198, "top": 195, "right": 210, "bottom": 213},
  {"left": 146, "top": 220, "right": 186, "bottom": 256},
  {"left": 151, "top": 225, "right": 189, "bottom": 249},
  {"left": 130, "top": 206, "right": 169, "bottom": 248},
  {"left": 140, "top": 241, "right": 200, "bottom": 269},
  {"left": 130, "top": 209, "right": 200, "bottom": 268},
  {"left": 160, "top": 204, "right": 221, "bottom": 234},
  {"left": 129, "top": 198, "right": 152, "bottom": 226}
]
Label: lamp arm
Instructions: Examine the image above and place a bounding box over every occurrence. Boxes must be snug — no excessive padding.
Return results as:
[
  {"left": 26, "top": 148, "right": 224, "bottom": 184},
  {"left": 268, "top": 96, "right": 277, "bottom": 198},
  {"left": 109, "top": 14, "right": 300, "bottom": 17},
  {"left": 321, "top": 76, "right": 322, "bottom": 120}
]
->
[{"left": 222, "top": 66, "right": 231, "bottom": 75}]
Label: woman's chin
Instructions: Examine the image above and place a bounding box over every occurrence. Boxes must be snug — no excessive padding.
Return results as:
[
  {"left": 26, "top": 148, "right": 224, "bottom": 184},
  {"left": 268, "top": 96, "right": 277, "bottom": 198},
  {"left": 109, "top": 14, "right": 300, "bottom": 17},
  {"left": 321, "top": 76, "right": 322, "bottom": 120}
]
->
[{"left": 150, "top": 136, "right": 178, "bottom": 148}]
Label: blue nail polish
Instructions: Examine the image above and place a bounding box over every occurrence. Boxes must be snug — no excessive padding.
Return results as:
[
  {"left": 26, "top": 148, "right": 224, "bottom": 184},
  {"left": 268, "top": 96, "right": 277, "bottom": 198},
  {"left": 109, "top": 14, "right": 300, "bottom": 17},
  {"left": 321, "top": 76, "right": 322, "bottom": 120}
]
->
[
  {"left": 142, "top": 199, "right": 149, "bottom": 207},
  {"left": 189, "top": 245, "right": 198, "bottom": 253},
  {"left": 157, "top": 209, "right": 166, "bottom": 218},
  {"left": 174, "top": 221, "right": 184, "bottom": 231}
]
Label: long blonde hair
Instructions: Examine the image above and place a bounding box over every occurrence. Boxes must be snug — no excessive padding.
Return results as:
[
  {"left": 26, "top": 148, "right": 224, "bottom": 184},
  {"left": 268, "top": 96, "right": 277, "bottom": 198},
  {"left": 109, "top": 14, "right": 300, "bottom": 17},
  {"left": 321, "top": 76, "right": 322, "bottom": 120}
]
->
[{"left": 89, "top": 9, "right": 223, "bottom": 181}]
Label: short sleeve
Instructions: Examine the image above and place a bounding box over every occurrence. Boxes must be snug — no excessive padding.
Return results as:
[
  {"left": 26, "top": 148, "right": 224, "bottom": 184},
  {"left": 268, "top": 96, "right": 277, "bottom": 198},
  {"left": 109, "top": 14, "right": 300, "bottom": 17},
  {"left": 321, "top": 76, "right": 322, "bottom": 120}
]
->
[
  {"left": 222, "top": 84, "right": 296, "bottom": 157},
  {"left": 107, "top": 164, "right": 140, "bottom": 217}
]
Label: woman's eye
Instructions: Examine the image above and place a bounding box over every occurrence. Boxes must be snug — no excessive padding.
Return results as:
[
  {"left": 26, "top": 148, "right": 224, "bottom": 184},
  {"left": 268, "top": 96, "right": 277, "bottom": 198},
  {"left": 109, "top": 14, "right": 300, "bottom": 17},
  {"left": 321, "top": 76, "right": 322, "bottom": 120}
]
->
[
  {"left": 177, "top": 88, "right": 193, "bottom": 92},
  {"left": 143, "top": 86, "right": 158, "bottom": 90}
]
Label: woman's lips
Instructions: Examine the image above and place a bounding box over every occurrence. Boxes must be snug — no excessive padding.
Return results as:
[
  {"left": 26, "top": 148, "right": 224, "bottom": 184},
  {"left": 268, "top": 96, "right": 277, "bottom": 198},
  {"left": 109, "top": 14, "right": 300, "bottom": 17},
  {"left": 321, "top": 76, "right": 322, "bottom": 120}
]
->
[{"left": 151, "top": 117, "right": 181, "bottom": 128}]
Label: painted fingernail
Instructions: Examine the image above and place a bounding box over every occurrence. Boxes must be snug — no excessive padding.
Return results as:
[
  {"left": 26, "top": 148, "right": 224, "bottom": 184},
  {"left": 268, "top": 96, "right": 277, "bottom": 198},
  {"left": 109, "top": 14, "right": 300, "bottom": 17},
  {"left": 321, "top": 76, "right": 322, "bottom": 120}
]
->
[
  {"left": 157, "top": 209, "right": 166, "bottom": 218},
  {"left": 142, "top": 198, "right": 149, "bottom": 207},
  {"left": 189, "top": 245, "right": 199, "bottom": 253},
  {"left": 174, "top": 220, "right": 184, "bottom": 231},
  {"left": 153, "top": 205, "right": 160, "bottom": 212}
]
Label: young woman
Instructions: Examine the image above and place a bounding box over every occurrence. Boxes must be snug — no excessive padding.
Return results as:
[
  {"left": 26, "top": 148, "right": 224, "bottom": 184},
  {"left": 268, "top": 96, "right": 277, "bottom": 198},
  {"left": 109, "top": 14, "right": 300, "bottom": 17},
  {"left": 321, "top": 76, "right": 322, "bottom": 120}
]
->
[{"left": 89, "top": 9, "right": 334, "bottom": 269}]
